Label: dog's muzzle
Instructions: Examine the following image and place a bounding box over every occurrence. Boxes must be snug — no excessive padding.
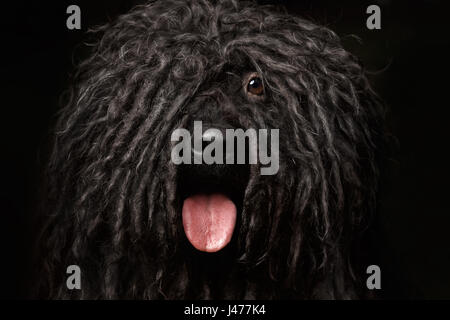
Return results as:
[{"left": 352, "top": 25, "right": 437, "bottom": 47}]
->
[{"left": 178, "top": 127, "right": 250, "bottom": 253}]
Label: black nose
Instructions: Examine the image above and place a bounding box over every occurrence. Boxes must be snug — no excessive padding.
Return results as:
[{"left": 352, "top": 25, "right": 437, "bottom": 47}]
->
[
  {"left": 193, "top": 127, "right": 246, "bottom": 164},
  {"left": 202, "top": 129, "right": 223, "bottom": 143},
  {"left": 192, "top": 128, "right": 224, "bottom": 158}
]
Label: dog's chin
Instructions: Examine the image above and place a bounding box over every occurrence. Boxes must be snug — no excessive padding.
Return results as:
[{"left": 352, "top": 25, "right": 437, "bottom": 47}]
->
[{"left": 177, "top": 163, "right": 250, "bottom": 253}]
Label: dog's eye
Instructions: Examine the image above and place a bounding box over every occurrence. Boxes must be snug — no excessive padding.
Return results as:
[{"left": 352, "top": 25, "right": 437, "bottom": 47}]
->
[{"left": 246, "top": 76, "right": 264, "bottom": 96}]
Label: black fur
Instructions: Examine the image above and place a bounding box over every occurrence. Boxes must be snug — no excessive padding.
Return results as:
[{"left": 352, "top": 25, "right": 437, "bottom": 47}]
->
[{"left": 35, "top": 0, "right": 386, "bottom": 299}]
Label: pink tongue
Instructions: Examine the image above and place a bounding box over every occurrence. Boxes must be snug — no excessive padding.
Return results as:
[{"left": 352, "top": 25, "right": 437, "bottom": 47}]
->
[{"left": 182, "top": 193, "right": 236, "bottom": 252}]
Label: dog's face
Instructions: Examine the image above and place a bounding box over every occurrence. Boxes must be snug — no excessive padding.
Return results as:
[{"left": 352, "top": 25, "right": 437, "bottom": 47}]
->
[{"left": 38, "top": 0, "right": 385, "bottom": 299}]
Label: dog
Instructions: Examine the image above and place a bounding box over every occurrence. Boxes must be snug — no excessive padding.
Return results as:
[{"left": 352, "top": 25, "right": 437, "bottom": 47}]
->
[{"left": 35, "top": 0, "right": 386, "bottom": 299}]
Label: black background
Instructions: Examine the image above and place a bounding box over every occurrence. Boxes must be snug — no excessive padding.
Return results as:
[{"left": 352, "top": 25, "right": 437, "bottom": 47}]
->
[{"left": 1, "top": 0, "right": 449, "bottom": 299}]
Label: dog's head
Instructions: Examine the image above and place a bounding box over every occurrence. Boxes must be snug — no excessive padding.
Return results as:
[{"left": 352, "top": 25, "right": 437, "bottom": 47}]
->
[{"left": 38, "top": 0, "right": 385, "bottom": 299}]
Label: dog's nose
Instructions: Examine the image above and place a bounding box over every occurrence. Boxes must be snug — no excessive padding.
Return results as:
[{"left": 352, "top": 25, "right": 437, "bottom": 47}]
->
[
  {"left": 193, "top": 129, "right": 225, "bottom": 162},
  {"left": 192, "top": 127, "right": 253, "bottom": 165},
  {"left": 202, "top": 129, "right": 223, "bottom": 143}
]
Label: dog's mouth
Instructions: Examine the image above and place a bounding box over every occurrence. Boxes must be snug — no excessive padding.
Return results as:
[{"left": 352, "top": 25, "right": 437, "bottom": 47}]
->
[{"left": 177, "top": 163, "right": 250, "bottom": 253}]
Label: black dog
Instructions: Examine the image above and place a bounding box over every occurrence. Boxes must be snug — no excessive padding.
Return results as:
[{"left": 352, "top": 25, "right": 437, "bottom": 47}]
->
[{"left": 35, "top": 0, "right": 385, "bottom": 299}]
